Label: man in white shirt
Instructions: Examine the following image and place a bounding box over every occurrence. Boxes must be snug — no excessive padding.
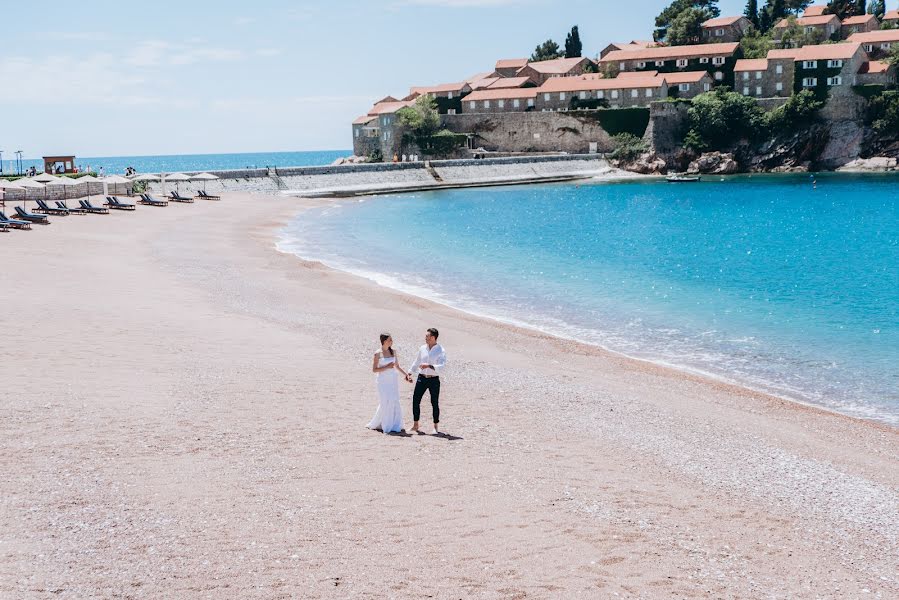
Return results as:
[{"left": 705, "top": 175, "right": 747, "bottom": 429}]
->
[{"left": 406, "top": 327, "right": 446, "bottom": 434}]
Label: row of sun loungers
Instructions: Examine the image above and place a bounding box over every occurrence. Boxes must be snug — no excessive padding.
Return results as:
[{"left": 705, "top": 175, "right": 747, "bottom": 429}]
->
[{"left": 2, "top": 189, "right": 223, "bottom": 233}]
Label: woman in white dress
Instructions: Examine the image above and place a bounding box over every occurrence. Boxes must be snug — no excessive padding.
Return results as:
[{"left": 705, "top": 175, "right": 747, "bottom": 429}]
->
[{"left": 367, "top": 333, "right": 409, "bottom": 433}]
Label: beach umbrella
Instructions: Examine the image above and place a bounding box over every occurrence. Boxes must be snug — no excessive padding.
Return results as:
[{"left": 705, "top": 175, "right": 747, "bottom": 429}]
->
[
  {"left": 102, "top": 175, "right": 131, "bottom": 197},
  {"left": 0, "top": 179, "right": 24, "bottom": 208},
  {"left": 75, "top": 175, "right": 101, "bottom": 201},
  {"left": 190, "top": 172, "right": 218, "bottom": 193},
  {"left": 13, "top": 178, "right": 46, "bottom": 209},
  {"left": 31, "top": 172, "right": 64, "bottom": 184},
  {"left": 48, "top": 177, "right": 84, "bottom": 201},
  {"left": 131, "top": 173, "right": 160, "bottom": 181},
  {"left": 164, "top": 172, "right": 190, "bottom": 194}
]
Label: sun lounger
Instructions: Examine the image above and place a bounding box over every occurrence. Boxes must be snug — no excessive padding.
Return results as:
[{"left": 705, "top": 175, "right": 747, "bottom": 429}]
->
[
  {"left": 139, "top": 194, "right": 168, "bottom": 207},
  {"left": 105, "top": 196, "right": 136, "bottom": 211},
  {"left": 0, "top": 211, "right": 33, "bottom": 230},
  {"left": 197, "top": 190, "right": 221, "bottom": 201},
  {"left": 57, "top": 200, "right": 87, "bottom": 214},
  {"left": 80, "top": 199, "right": 109, "bottom": 214},
  {"left": 0, "top": 222, "right": 8, "bottom": 232},
  {"left": 168, "top": 191, "right": 195, "bottom": 203},
  {"left": 35, "top": 199, "right": 69, "bottom": 215},
  {"left": 15, "top": 206, "right": 50, "bottom": 223}
]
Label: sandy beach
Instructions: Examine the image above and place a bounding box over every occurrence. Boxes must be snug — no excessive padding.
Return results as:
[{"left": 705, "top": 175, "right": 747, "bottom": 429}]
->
[{"left": 1, "top": 191, "right": 897, "bottom": 599}]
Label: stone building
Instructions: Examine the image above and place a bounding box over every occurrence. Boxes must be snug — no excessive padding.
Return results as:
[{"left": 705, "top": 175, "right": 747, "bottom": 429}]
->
[
  {"left": 792, "top": 43, "right": 867, "bottom": 96},
  {"left": 884, "top": 9, "right": 899, "bottom": 27},
  {"left": 352, "top": 115, "right": 381, "bottom": 157},
  {"left": 634, "top": 70, "right": 712, "bottom": 98},
  {"left": 734, "top": 59, "right": 775, "bottom": 98},
  {"left": 407, "top": 82, "right": 473, "bottom": 114},
  {"left": 535, "top": 74, "right": 668, "bottom": 110},
  {"left": 841, "top": 14, "right": 878, "bottom": 39},
  {"left": 856, "top": 60, "right": 897, "bottom": 86},
  {"left": 599, "top": 40, "right": 657, "bottom": 58},
  {"left": 515, "top": 56, "right": 595, "bottom": 86},
  {"left": 701, "top": 15, "right": 752, "bottom": 43},
  {"left": 351, "top": 99, "right": 414, "bottom": 158},
  {"left": 847, "top": 29, "right": 899, "bottom": 58},
  {"left": 494, "top": 58, "right": 529, "bottom": 77},
  {"left": 463, "top": 88, "right": 538, "bottom": 113},
  {"left": 773, "top": 14, "right": 841, "bottom": 43},
  {"left": 599, "top": 42, "right": 740, "bottom": 87},
  {"left": 803, "top": 5, "right": 827, "bottom": 17}
]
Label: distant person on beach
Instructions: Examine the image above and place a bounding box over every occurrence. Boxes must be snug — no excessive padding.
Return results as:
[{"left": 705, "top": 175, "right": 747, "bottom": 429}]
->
[
  {"left": 366, "top": 333, "right": 410, "bottom": 434},
  {"left": 406, "top": 328, "right": 446, "bottom": 435}
]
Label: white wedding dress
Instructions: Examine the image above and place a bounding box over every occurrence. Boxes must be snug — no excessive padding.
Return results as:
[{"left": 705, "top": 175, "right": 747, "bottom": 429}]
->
[{"left": 366, "top": 354, "right": 404, "bottom": 433}]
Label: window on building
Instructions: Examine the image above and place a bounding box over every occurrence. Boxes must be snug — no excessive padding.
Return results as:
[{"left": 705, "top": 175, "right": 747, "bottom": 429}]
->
[
  {"left": 677, "top": 59, "right": 688, "bottom": 67},
  {"left": 544, "top": 93, "right": 551, "bottom": 101},
  {"left": 470, "top": 101, "right": 476, "bottom": 110},
  {"left": 700, "top": 57, "right": 709, "bottom": 64},
  {"left": 805, "top": 26, "right": 814, "bottom": 34},
  {"left": 803, "top": 60, "right": 817, "bottom": 69},
  {"left": 498, "top": 100, "right": 504, "bottom": 108},
  {"left": 703, "top": 83, "right": 711, "bottom": 91},
  {"left": 714, "top": 71, "right": 723, "bottom": 80},
  {"left": 865, "top": 44, "right": 874, "bottom": 52},
  {"left": 354, "top": 129, "right": 359, "bottom": 138},
  {"left": 712, "top": 56, "right": 725, "bottom": 65},
  {"left": 527, "top": 98, "right": 535, "bottom": 107},
  {"left": 827, "top": 59, "right": 843, "bottom": 68},
  {"left": 559, "top": 92, "right": 566, "bottom": 101},
  {"left": 611, "top": 90, "right": 619, "bottom": 99},
  {"left": 484, "top": 100, "right": 490, "bottom": 108},
  {"left": 743, "top": 86, "right": 750, "bottom": 95},
  {"left": 579, "top": 91, "right": 587, "bottom": 100},
  {"left": 631, "top": 89, "right": 639, "bottom": 98},
  {"left": 882, "top": 43, "right": 892, "bottom": 49},
  {"left": 743, "top": 72, "right": 750, "bottom": 80},
  {"left": 828, "top": 76, "right": 842, "bottom": 85},
  {"left": 776, "top": 64, "right": 783, "bottom": 74},
  {"left": 645, "top": 88, "right": 653, "bottom": 97},
  {"left": 620, "top": 62, "right": 626, "bottom": 70},
  {"left": 447, "top": 91, "right": 454, "bottom": 99},
  {"left": 802, "top": 77, "right": 818, "bottom": 87},
  {"left": 715, "top": 28, "right": 724, "bottom": 36},
  {"left": 598, "top": 91, "right": 605, "bottom": 99},
  {"left": 513, "top": 99, "right": 520, "bottom": 108},
  {"left": 756, "top": 71, "right": 763, "bottom": 79},
  {"left": 654, "top": 60, "right": 665, "bottom": 67},
  {"left": 679, "top": 83, "right": 690, "bottom": 92},
  {"left": 776, "top": 82, "right": 783, "bottom": 91},
  {"left": 637, "top": 61, "right": 647, "bottom": 68},
  {"left": 756, "top": 86, "right": 762, "bottom": 96},
  {"left": 448, "top": 109, "right": 457, "bottom": 115}
]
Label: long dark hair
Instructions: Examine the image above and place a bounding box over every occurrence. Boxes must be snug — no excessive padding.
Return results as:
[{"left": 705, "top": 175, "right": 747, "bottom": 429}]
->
[{"left": 380, "top": 333, "right": 394, "bottom": 356}]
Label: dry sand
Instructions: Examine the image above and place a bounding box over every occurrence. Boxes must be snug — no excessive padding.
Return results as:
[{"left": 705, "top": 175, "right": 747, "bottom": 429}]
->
[{"left": 0, "top": 192, "right": 897, "bottom": 599}]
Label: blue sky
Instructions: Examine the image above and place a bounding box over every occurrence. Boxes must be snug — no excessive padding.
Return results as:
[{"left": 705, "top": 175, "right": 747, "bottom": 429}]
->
[{"left": 1, "top": 0, "right": 748, "bottom": 158}]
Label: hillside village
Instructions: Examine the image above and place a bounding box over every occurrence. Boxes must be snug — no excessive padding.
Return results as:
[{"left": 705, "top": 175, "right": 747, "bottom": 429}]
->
[{"left": 350, "top": 2, "right": 899, "bottom": 172}]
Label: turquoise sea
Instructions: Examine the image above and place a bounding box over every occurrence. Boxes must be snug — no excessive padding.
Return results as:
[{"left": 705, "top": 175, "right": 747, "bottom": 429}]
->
[
  {"left": 0, "top": 150, "right": 350, "bottom": 176},
  {"left": 278, "top": 174, "right": 899, "bottom": 425}
]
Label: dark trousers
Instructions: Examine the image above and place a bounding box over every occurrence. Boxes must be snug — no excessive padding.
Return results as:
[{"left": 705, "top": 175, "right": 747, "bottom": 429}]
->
[{"left": 412, "top": 376, "right": 440, "bottom": 423}]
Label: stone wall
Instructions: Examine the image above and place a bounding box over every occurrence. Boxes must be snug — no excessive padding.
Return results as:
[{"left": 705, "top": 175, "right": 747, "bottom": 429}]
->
[
  {"left": 441, "top": 111, "right": 615, "bottom": 154},
  {"left": 644, "top": 101, "right": 690, "bottom": 157}
]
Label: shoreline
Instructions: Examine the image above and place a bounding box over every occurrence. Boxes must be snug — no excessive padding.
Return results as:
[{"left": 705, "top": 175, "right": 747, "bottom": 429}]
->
[
  {"left": 2, "top": 191, "right": 896, "bottom": 597},
  {"left": 272, "top": 203, "right": 899, "bottom": 432}
]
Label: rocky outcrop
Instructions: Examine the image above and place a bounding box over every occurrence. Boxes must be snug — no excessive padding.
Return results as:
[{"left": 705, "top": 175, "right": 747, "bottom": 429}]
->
[
  {"left": 836, "top": 156, "right": 898, "bottom": 171},
  {"left": 747, "top": 123, "right": 830, "bottom": 172},
  {"left": 687, "top": 152, "right": 739, "bottom": 175},
  {"left": 818, "top": 121, "right": 865, "bottom": 169},
  {"left": 331, "top": 156, "right": 371, "bottom": 166},
  {"left": 614, "top": 152, "right": 667, "bottom": 174}
]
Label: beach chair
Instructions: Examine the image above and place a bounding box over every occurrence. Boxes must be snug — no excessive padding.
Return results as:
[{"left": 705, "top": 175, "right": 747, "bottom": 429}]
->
[
  {"left": 15, "top": 206, "right": 50, "bottom": 224},
  {"left": 0, "top": 211, "right": 33, "bottom": 230},
  {"left": 169, "top": 191, "right": 195, "bottom": 203},
  {"left": 80, "top": 199, "right": 109, "bottom": 214},
  {"left": 197, "top": 190, "right": 221, "bottom": 201},
  {"left": 105, "top": 196, "right": 136, "bottom": 211},
  {"left": 57, "top": 201, "right": 87, "bottom": 215},
  {"left": 35, "top": 199, "right": 69, "bottom": 216},
  {"left": 0, "top": 221, "right": 8, "bottom": 232},
  {"left": 139, "top": 194, "right": 168, "bottom": 207}
]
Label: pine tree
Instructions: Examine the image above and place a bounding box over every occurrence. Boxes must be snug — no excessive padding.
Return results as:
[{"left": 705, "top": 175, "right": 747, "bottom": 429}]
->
[
  {"left": 745, "top": 0, "right": 760, "bottom": 27},
  {"left": 564, "top": 26, "right": 583, "bottom": 58},
  {"left": 770, "top": 0, "right": 787, "bottom": 24},
  {"left": 855, "top": 0, "right": 867, "bottom": 15},
  {"left": 759, "top": 5, "right": 772, "bottom": 31},
  {"left": 531, "top": 40, "right": 562, "bottom": 62},
  {"left": 873, "top": 0, "right": 886, "bottom": 18},
  {"left": 826, "top": 0, "right": 856, "bottom": 19}
]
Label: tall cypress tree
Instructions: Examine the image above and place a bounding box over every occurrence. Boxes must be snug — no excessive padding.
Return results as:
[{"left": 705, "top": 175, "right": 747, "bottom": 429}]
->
[
  {"left": 745, "top": 0, "right": 760, "bottom": 27},
  {"left": 826, "top": 0, "right": 856, "bottom": 19},
  {"left": 855, "top": 0, "right": 867, "bottom": 15},
  {"left": 872, "top": 0, "right": 886, "bottom": 18},
  {"left": 564, "top": 26, "right": 583, "bottom": 58}
]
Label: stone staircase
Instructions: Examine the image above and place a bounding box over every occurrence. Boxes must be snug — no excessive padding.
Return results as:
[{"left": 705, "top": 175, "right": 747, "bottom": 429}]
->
[
  {"left": 268, "top": 167, "right": 288, "bottom": 190},
  {"left": 423, "top": 161, "right": 443, "bottom": 182}
]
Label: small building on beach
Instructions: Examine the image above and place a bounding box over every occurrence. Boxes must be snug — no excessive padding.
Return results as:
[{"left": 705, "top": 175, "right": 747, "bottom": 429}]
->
[{"left": 43, "top": 155, "right": 77, "bottom": 174}]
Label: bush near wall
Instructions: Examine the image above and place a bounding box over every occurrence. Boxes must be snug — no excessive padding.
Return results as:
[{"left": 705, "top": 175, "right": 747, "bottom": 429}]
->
[
  {"left": 414, "top": 130, "right": 468, "bottom": 157},
  {"left": 853, "top": 84, "right": 887, "bottom": 99}
]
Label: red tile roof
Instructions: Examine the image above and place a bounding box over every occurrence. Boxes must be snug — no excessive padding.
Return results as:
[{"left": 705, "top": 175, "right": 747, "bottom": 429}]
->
[
  {"left": 600, "top": 42, "right": 739, "bottom": 62},
  {"left": 539, "top": 74, "right": 663, "bottom": 92},
  {"left": 885, "top": 10, "right": 899, "bottom": 20},
  {"left": 702, "top": 15, "right": 746, "bottom": 28},
  {"left": 842, "top": 14, "right": 876, "bottom": 26},
  {"left": 775, "top": 14, "right": 839, "bottom": 28},
  {"left": 657, "top": 70, "right": 710, "bottom": 83},
  {"left": 373, "top": 95, "right": 398, "bottom": 105},
  {"left": 734, "top": 58, "right": 769, "bottom": 71},
  {"left": 803, "top": 5, "right": 827, "bottom": 16},
  {"left": 353, "top": 115, "right": 378, "bottom": 125},
  {"left": 858, "top": 60, "right": 891, "bottom": 74},
  {"left": 794, "top": 43, "right": 863, "bottom": 61},
  {"left": 847, "top": 29, "right": 899, "bottom": 43},
  {"left": 495, "top": 58, "right": 528, "bottom": 70},
  {"left": 367, "top": 100, "right": 414, "bottom": 116},
  {"left": 464, "top": 88, "right": 538, "bottom": 102},
  {"left": 465, "top": 71, "right": 494, "bottom": 84},
  {"left": 469, "top": 77, "right": 499, "bottom": 90},
  {"left": 487, "top": 76, "right": 532, "bottom": 89},
  {"left": 409, "top": 82, "right": 470, "bottom": 95},
  {"left": 767, "top": 48, "right": 802, "bottom": 59},
  {"left": 521, "top": 56, "right": 590, "bottom": 74},
  {"left": 617, "top": 70, "right": 657, "bottom": 78}
]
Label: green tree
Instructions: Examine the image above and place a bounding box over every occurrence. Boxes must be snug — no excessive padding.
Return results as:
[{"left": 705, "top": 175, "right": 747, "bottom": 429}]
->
[
  {"left": 871, "top": 0, "right": 886, "bottom": 18},
  {"left": 826, "top": 0, "right": 857, "bottom": 18},
  {"left": 564, "top": 26, "right": 583, "bottom": 58},
  {"left": 740, "top": 27, "right": 775, "bottom": 58},
  {"left": 784, "top": 0, "right": 812, "bottom": 13},
  {"left": 779, "top": 15, "right": 826, "bottom": 46},
  {"left": 684, "top": 87, "right": 768, "bottom": 151},
  {"left": 855, "top": 0, "right": 867, "bottom": 15},
  {"left": 396, "top": 95, "right": 440, "bottom": 138},
  {"left": 766, "top": 89, "right": 824, "bottom": 131},
  {"left": 667, "top": 7, "right": 710, "bottom": 45},
  {"left": 867, "top": 90, "right": 899, "bottom": 133},
  {"left": 654, "top": 0, "right": 720, "bottom": 42},
  {"left": 609, "top": 133, "right": 649, "bottom": 161},
  {"left": 531, "top": 39, "right": 562, "bottom": 62},
  {"left": 745, "top": 0, "right": 760, "bottom": 27}
]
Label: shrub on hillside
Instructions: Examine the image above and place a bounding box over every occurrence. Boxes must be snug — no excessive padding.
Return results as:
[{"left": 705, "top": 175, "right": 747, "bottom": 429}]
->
[
  {"left": 766, "top": 90, "right": 824, "bottom": 132},
  {"left": 867, "top": 90, "right": 899, "bottom": 134},
  {"left": 609, "top": 133, "right": 648, "bottom": 161},
  {"left": 683, "top": 87, "right": 768, "bottom": 151}
]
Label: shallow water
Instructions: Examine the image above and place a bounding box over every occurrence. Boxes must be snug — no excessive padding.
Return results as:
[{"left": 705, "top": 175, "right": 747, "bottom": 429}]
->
[{"left": 279, "top": 174, "right": 899, "bottom": 425}]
